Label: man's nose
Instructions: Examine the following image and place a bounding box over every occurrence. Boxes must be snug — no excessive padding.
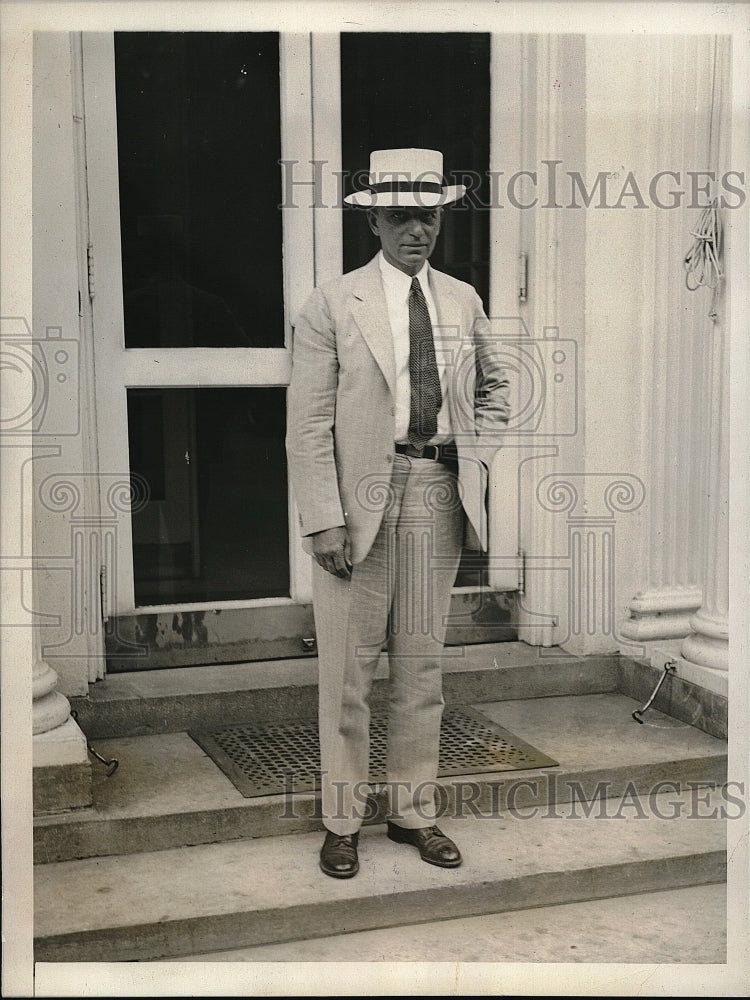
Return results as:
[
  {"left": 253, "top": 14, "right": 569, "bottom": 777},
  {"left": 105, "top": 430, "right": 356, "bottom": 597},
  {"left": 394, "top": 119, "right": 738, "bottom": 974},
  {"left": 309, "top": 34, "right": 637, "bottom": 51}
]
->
[{"left": 406, "top": 216, "right": 426, "bottom": 238}]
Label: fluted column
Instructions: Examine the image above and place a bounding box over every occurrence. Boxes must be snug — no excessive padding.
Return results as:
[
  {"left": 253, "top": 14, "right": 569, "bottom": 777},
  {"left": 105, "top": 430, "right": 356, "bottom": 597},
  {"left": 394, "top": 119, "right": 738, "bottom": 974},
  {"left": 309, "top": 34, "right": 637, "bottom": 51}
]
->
[
  {"left": 620, "top": 36, "right": 718, "bottom": 645},
  {"left": 676, "top": 292, "right": 728, "bottom": 690},
  {"left": 680, "top": 38, "right": 730, "bottom": 688},
  {"left": 656, "top": 36, "right": 729, "bottom": 696}
]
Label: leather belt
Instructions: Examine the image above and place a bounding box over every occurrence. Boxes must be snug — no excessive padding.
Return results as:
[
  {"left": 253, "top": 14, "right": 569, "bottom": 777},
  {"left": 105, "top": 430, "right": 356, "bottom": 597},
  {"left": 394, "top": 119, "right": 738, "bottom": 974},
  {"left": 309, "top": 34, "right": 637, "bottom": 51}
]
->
[{"left": 395, "top": 441, "right": 458, "bottom": 464}]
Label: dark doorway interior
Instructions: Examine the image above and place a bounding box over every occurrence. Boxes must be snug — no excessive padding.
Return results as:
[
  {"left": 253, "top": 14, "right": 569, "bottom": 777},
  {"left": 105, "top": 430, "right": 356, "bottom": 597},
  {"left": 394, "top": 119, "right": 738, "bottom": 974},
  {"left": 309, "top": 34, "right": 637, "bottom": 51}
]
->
[
  {"left": 341, "top": 32, "right": 491, "bottom": 310},
  {"left": 341, "top": 33, "right": 496, "bottom": 592}
]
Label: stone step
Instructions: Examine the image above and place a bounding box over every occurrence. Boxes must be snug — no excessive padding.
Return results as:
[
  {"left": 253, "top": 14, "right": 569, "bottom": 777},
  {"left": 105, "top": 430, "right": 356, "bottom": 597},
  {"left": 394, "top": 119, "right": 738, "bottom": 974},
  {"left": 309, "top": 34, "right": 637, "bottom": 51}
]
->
[
  {"left": 34, "top": 692, "right": 727, "bottom": 864},
  {"left": 170, "top": 883, "right": 727, "bottom": 964},
  {"left": 68, "top": 642, "right": 619, "bottom": 739},
  {"left": 34, "top": 785, "right": 727, "bottom": 963}
]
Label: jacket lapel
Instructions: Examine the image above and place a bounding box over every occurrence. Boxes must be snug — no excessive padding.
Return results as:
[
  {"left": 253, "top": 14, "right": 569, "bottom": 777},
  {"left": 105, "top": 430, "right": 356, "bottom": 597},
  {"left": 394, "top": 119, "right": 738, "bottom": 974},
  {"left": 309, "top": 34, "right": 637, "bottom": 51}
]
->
[
  {"left": 429, "top": 268, "right": 474, "bottom": 436},
  {"left": 429, "top": 268, "right": 464, "bottom": 350},
  {"left": 350, "top": 256, "right": 397, "bottom": 398}
]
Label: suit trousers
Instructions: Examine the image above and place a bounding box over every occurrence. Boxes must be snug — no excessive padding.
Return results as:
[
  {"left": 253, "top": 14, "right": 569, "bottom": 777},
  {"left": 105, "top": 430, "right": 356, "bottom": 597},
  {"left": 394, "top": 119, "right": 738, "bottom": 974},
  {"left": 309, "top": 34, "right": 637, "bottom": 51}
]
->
[{"left": 312, "top": 454, "right": 464, "bottom": 836}]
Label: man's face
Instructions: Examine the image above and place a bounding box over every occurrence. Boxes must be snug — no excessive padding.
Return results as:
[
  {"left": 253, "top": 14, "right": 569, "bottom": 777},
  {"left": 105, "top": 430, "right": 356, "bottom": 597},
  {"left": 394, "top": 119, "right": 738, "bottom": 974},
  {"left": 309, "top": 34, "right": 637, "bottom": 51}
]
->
[{"left": 367, "top": 207, "right": 443, "bottom": 276}]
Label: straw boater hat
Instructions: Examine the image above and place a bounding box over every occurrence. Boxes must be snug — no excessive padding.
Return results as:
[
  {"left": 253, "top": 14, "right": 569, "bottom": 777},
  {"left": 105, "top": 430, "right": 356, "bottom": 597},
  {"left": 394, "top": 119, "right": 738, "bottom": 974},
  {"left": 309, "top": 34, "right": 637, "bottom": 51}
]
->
[{"left": 344, "top": 148, "right": 466, "bottom": 208}]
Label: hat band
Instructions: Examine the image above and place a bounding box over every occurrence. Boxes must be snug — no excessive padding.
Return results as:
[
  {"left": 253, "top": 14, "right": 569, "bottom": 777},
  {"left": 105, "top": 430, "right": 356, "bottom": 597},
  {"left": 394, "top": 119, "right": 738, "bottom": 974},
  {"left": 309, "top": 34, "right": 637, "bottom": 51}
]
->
[{"left": 368, "top": 180, "right": 445, "bottom": 194}]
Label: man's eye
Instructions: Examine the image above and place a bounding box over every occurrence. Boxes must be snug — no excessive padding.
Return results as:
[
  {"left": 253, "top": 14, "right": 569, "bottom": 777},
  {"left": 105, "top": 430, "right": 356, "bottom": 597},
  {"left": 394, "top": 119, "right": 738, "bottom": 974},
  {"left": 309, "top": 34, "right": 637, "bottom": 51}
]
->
[
  {"left": 390, "top": 212, "right": 405, "bottom": 222},
  {"left": 422, "top": 213, "right": 437, "bottom": 224}
]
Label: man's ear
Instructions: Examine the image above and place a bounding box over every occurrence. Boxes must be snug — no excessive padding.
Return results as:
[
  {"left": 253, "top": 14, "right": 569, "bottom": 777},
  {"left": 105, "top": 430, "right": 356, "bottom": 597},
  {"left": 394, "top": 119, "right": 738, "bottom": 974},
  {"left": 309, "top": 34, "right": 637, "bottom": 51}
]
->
[{"left": 366, "top": 209, "right": 380, "bottom": 236}]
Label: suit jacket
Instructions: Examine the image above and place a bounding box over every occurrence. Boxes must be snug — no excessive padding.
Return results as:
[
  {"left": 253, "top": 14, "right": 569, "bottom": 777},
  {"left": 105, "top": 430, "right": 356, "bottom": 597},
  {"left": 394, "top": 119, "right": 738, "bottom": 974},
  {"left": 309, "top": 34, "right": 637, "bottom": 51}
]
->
[{"left": 286, "top": 254, "right": 510, "bottom": 563}]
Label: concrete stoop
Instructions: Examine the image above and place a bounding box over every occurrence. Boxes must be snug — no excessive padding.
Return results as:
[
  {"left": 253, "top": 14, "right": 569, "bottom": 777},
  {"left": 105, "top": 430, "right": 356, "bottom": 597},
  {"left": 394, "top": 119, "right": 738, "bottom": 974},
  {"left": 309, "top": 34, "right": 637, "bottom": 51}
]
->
[
  {"left": 33, "top": 645, "right": 729, "bottom": 963},
  {"left": 67, "top": 643, "right": 620, "bottom": 740},
  {"left": 34, "top": 692, "right": 727, "bottom": 865},
  {"left": 171, "top": 884, "right": 728, "bottom": 964},
  {"left": 34, "top": 787, "right": 726, "bottom": 963}
]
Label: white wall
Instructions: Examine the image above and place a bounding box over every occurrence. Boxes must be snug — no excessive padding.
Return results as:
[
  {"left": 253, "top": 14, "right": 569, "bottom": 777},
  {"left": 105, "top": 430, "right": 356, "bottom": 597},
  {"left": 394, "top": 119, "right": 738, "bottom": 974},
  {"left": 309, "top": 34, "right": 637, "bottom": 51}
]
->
[
  {"left": 581, "top": 35, "right": 655, "bottom": 654},
  {"left": 33, "top": 33, "right": 104, "bottom": 696}
]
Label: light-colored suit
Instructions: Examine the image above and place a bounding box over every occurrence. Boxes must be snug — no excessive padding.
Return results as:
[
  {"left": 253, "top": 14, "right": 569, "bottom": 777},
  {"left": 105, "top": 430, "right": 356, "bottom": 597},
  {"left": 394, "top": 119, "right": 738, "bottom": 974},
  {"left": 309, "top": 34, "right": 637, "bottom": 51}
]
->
[
  {"left": 286, "top": 254, "right": 510, "bottom": 834},
  {"left": 287, "top": 255, "right": 510, "bottom": 558}
]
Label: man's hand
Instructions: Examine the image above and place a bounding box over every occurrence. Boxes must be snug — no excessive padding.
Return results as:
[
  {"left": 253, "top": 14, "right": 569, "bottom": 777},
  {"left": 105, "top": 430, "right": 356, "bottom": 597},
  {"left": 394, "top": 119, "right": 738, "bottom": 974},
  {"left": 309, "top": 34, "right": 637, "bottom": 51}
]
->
[{"left": 311, "top": 526, "right": 352, "bottom": 579}]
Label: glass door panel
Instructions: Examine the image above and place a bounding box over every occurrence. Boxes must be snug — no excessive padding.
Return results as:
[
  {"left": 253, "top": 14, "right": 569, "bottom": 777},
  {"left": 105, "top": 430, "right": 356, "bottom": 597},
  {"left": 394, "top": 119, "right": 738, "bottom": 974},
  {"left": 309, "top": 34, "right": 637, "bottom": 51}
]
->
[
  {"left": 127, "top": 386, "right": 289, "bottom": 605},
  {"left": 114, "top": 32, "right": 284, "bottom": 349}
]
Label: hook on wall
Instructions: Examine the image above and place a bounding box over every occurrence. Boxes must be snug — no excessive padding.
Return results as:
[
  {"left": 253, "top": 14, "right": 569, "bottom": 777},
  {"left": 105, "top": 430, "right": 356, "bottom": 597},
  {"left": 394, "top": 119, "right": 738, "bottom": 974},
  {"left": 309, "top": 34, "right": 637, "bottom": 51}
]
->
[{"left": 632, "top": 661, "right": 676, "bottom": 724}]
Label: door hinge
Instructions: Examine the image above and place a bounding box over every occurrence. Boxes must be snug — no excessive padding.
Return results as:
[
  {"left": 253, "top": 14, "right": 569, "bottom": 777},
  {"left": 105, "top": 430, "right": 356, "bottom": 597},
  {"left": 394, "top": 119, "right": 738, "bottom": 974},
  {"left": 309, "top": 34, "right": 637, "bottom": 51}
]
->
[
  {"left": 87, "top": 243, "right": 95, "bottom": 301},
  {"left": 517, "top": 251, "right": 527, "bottom": 303},
  {"left": 518, "top": 548, "right": 526, "bottom": 595},
  {"left": 99, "top": 564, "right": 109, "bottom": 625}
]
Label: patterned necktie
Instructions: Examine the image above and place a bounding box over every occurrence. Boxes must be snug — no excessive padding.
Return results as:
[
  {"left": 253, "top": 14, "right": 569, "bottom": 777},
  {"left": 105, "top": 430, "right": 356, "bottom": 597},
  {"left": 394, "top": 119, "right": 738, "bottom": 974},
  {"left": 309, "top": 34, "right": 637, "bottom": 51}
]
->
[{"left": 408, "top": 275, "right": 442, "bottom": 451}]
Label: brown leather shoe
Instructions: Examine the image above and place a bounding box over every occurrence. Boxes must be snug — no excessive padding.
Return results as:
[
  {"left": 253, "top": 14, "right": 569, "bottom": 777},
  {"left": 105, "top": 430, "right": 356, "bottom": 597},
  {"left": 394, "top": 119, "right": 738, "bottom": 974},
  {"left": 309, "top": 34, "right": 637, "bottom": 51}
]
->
[
  {"left": 319, "top": 830, "right": 360, "bottom": 878},
  {"left": 386, "top": 822, "right": 462, "bottom": 868}
]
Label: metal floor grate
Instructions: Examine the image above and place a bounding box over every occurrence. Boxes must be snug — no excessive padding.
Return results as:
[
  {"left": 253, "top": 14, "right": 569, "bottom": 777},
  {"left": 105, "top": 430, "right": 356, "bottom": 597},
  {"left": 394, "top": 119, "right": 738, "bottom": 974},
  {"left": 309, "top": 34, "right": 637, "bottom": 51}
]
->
[{"left": 189, "top": 707, "right": 557, "bottom": 798}]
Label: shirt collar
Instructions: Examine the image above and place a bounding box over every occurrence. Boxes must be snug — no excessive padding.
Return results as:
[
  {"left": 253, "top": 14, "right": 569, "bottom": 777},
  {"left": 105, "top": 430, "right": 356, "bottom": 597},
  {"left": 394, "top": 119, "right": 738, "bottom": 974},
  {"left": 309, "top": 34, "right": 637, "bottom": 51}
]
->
[{"left": 378, "top": 250, "right": 431, "bottom": 296}]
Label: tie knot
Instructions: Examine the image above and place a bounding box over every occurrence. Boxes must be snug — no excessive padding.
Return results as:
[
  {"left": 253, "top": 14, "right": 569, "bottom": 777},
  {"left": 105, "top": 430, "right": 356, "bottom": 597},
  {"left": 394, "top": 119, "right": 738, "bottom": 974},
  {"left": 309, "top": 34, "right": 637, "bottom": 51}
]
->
[{"left": 411, "top": 276, "right": 421, "bottom": 293}]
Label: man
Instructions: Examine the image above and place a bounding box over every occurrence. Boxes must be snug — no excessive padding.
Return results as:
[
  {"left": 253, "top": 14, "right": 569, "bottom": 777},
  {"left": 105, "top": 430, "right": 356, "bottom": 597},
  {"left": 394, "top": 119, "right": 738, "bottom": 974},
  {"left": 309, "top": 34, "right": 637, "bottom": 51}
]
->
[{"left": 286, "top": 148, "right": 510, "bottom": 878}]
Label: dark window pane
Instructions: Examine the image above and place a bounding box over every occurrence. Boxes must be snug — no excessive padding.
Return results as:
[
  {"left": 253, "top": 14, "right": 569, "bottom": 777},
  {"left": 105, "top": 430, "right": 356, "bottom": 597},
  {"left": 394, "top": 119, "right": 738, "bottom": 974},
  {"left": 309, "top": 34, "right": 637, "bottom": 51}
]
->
[
  {"left": 340, "top": 33, "right": 490, "bottom": 309},
  {"left": 115, "top": 32, "right": 284, "bottom": 347},
  {"left": 128, "top": 388, "right": 289, "bottom": 604}
]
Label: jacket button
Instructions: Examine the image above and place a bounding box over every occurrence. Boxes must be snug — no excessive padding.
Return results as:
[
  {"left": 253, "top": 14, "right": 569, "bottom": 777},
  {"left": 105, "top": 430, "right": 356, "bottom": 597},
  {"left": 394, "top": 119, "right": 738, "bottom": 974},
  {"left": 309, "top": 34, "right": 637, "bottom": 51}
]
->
[{"left": 386, "top": 454, "right": 393, "bottom": 463}]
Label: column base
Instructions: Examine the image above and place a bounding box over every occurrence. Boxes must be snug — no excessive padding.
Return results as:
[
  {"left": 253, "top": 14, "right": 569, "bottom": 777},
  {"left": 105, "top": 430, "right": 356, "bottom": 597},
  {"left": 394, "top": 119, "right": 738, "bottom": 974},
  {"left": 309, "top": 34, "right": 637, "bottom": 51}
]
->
[
  {"left": 33, "top": 657, "right": 71, "bottom": 734},
  {"left": 619, "top": 612, "right": 696, "bottom": 641},
  {"left": 681, "top": 632, "right": 728, "bottom": 673},
  {"left": 33, "top": 716, "right": 92, "bottom": 814},
  {"left": 678, "top": 608, "right": 728, "bottom": 691},
  {"left": 620, "top": 586, "right": 702, "bottom": 642},
  {"left": 33, "top": 688, "right": 71, "bottom": 735}
]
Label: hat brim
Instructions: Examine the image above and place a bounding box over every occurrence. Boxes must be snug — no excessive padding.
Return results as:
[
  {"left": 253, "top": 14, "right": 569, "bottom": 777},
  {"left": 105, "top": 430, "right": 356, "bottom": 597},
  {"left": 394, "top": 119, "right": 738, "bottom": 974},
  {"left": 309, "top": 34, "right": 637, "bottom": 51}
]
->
[{"left": 344, "top": 185, "right": 466, "bottom": 208}]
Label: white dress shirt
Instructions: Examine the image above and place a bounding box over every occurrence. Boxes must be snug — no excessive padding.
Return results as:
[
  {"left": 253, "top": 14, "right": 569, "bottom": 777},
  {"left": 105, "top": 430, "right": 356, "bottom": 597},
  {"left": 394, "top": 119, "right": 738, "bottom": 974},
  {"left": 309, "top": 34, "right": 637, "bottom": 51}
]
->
[{"left": 378, "top": 251, "right": 453, "bottom": 444}]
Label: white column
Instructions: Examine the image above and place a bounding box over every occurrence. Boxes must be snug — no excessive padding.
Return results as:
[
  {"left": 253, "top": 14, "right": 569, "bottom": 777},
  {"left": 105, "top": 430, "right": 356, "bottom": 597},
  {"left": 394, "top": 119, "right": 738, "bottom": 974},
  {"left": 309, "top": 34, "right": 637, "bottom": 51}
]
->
[
  {"left": 680, "top": 320, "right": 729, "bottom": 685},
  {"left": 677, "top": 36, "right": 731, "bottom": 693},
  {"left": 620, "top": 36, "right": 717, "bottom": 645}
]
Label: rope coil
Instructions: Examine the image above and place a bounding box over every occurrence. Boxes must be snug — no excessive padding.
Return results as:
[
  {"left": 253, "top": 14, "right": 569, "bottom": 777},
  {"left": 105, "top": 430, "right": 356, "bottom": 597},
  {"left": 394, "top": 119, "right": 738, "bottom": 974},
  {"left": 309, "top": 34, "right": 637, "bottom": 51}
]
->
[{"left": 683, "top": 199, "right": 723, "bottom": 320}]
